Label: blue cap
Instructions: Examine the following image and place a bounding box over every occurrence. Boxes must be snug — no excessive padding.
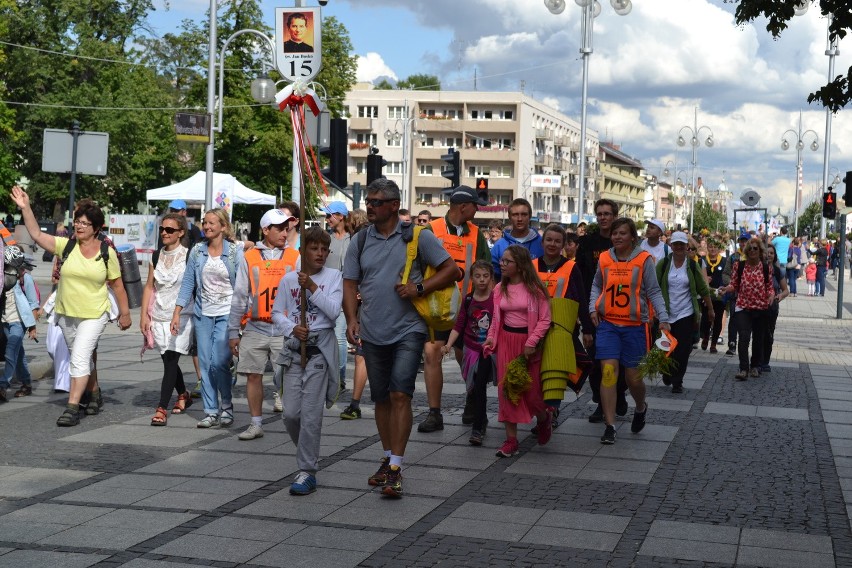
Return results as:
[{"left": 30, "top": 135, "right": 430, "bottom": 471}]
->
[
  {"left": 168, "top": 199, "right": 187, "bottom": 210},
  {"left": 321, "top": 201, "right": 349, "bottom": 216},
  {"left": 738, "top": 230, "right": 751, "bottom": 241}
]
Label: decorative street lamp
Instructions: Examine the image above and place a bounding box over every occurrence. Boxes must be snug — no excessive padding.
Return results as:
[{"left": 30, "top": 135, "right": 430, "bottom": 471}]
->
[
  {"left": 677, "top": 107, "right": 714, "bottom": 234},
  {"left": 384, "top": 115, "right": 426, "bottom": 209},
  {"left": 544, "top": 0, "right": 633, "bottom": 224},
  {"left": 781, "top": 110, "right": 819, "bottom": 237}
]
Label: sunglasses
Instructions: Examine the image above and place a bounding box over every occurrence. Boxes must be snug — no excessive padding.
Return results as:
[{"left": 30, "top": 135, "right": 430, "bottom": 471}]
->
[
  {"left": 160, "top": 226, "right": 180, "bottom": 234},
  {"left": 416, "top": 218, "right": 430, "bottom": 224},
  {"left": 748, "top": 246, "right": 760, "bottom": 251},
  {"left": 365, "top": 198, "right": 397, "bottom": 208}
]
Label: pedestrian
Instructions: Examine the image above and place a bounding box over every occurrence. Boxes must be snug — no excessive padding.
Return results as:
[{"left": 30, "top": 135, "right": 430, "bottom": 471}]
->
[
  {"left": 640, "top": 219, "right": 670, "bottom": 263},
  {"left": 761, "top": 243, "right": 790, "bottom": 372},
  {"left": 272, "top": 226, "right": 342, "bottom": 495},
  {"left": 10, "top": 187, "right": 132, "bottom": 426},
  {"left": 563, "top": 232, "right": 579, "bottom": 261},
  {"left": 720, "top": 237, "right": 775, "bottom": 380},
  {"left": 806, "top": 258, "right": 817, "bottom": 296},
  {"left": 786, "top": 237, "right": 802, "bottom": 297},
  {"left": 442, "top": 260, "right": 495, "bottom": 446},
  {"left": 589, "top": 217, "right": 670, "bottom": 444},
  {"left": 723, "top": 231, "right": 750, "bottom": 356},
  {"left": 342, "top": 179, "right": 457, "bottom": 498},
  {"left": 482, "top": 245, "right": 553, "bottom": 457},
  {"left": 323, "top": 201, "right": 350, "bottom": 392},
  {"left": 229, "top": 208, "right": 299, "bottom": 440},
  {"left": 140, "top": 213, "right": 194, "bottom": 426},
  {"left": 0, "top": 245, "right": 39, "bottom": 402},
  {"left": 487, "top": 219, "right": 502, "bottom": 249},
  {"left": 814, "top": 241, "right": 828, "bottom": 296},
  {"left": 172, "top": 208, "right": 244, "bottom": 429},
  {"left": 490, "top": 198, "right": 543, "bottom": 280},
  {"left": 655, "top": 232, "right": 713, "bottom": 393},
  {"left": 700, "top": 238, "right": 727, "bottom": 353}
]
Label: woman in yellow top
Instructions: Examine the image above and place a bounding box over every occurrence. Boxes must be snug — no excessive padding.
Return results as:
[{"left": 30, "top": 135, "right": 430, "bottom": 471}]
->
[{"left": 11, "top": 186, "right": 132, "bottom": 427}]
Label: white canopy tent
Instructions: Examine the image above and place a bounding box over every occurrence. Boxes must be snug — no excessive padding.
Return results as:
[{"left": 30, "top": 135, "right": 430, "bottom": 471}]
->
[{"left": 146, "top": 172, "right": 276, "bottom": 213}]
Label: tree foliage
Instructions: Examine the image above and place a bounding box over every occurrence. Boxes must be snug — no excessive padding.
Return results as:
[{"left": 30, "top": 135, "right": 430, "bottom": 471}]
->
[
  {"left": 796, "top": 200, "right": 822, "bottom": 237},
  {"left": 397, "top": 73, "right": 441, "bottom": 91},
  {"left": 692, "top": 200, "right": 728, "bottom": 235},
  {"left": 726, "top": 0, "right": 852, "bottom": 111}
]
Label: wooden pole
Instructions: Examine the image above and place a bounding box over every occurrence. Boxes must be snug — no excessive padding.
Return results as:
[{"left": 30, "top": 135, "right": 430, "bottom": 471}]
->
[{"left": 299, "top": 160, "right": 308, "bottom": 368}]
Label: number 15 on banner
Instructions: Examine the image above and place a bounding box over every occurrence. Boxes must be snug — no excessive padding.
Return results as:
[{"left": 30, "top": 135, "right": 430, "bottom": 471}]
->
[{"left": 275, "top": 6, "right": 322, "bottom": 82}]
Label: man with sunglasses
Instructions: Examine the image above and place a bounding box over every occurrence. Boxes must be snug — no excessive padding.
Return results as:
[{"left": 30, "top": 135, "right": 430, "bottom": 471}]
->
[
  {"left": 343, "top": 179, "right": 457, "bottom": 498},
  {"left": 228, "top": 208, "right": 300, "bottom": 441},
  {"left": 322, "top": 201, "right": 350, "bottom": 391},
  {"left": 416, "top": 211, "right": 432, "bottom": 226}
]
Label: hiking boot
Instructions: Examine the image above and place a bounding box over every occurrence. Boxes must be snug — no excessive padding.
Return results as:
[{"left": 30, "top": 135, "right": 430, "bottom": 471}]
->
[
  {"left": 417, "top": 412, "right": 443, "bottom": 432},
  {"left": 749, "top": 368, "right": 760, "bottom": 378},
  {"left": 289, "top": 471, "right": 317, "bottom": 496},
  {"left": 339, "top": 405, "right": 362, "bottom": 420},
  {"left": 461, "top": 392, "right": 475, "bottom": 425},
  {"left": 495, "top": 438, "right": 519, "bottom": 457},
  {"left": 631, "top": 402, "right": 647, "bottom": 434},
  {"left": 14, "top": 385, "right": 32, "bottom": 398},
  {"left": 735, "top": 369, "right": 748, "bottom": 381},
  {"left": 368, "top": 457, "right": 391, "bottom": 487},
  {"left": 197, "top": 414, "right": 220, "bottom": 428},
  {"left": 56, "top": 406, "right": 80, "bottom": 427},
  {"left": 84, "top": 389, "right": 103, "bottom": 416},
  {"left": 616, "top": 396, "right": 628, "bottom": 417},
  {"left": 238, "top": 424, "right": 264, "bottom": 440},
  {"left": 760, "top": 364, "right": 771, "bottom": 373},
  {"left": 382, "top": 467, "right": 403, "bottom": 498},
  {"left": 701, "top": 337, "right": 709, "bottom": 350},
  {"left": 725, "top": 348, "right": 736, "bottom": 356},
  {"left": 600, "top": 425, "right": 616, "bottom": 444},
  {"left": 588, "top": 403, "right": 604, "bottom": 423},
  {"left": 469, "top": 429, "right": 485, "bottom": 446},
  {"left": 272, "top": 391, "right": 283, "bottom": 413},
  {"left": 709, "top": 346, "right": 718, "bottom": 354}
]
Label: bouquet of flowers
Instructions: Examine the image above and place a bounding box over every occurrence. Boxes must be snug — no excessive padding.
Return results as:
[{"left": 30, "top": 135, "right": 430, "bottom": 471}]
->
[
  {"left": 637, "top": 329, "right": 679, "bottom": 383},
  {"left": 503, "top": 355, "right": 532, "bottom": 405}
]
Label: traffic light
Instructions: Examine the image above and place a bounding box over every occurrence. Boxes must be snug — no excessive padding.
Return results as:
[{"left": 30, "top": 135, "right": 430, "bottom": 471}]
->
[
  {"left": 823, "top": 190, "right": 837, "bottom": 219},
  {"left": 320, "top": 118, "right": 348, "bottom": 188},
  {"left": 441, "top": 148, "right": 460, "bottom": 188},
  {"left": 476, "top": 177, "right": 489, "bottom": 204},
  {"left": 843, "top": 170, "right": 852, "bottom": 205},
  {"left": 366, "top": 149, "right": 386, "bottom": 186}
]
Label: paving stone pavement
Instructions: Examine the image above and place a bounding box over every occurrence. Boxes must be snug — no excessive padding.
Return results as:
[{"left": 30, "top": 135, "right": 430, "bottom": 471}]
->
[{"left": 0, "top": 260, "right": 850, "bottom": 566}]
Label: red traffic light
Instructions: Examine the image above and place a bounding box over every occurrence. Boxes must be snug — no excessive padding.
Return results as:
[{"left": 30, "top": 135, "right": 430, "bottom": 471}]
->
[
  {"left": 476, "top": 177, "right": 488, "bottom": 190},
  {"left": 826, "top": 193, "right": 834, "bottom": 204}
]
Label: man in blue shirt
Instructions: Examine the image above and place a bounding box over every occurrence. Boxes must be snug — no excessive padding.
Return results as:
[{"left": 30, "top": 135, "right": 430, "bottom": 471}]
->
[{"left": 772, "top": 226, "right": 792, "bottom": 279}]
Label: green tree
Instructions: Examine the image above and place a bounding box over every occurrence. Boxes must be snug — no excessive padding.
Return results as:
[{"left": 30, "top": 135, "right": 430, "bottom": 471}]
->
[
  {"left": 796, "top": 200, "right": 822, "bottom": 238},
  {"left": 691, "top": 200, "right": 728, "bottom": 235},
  {"left": 0, "top": 0, "right": 21, "bottom": 198},
  {"left": 374, "top": 78, "right": 395, "bottom": 90},
  {"left": 727, "top": 0, "right": 852, "bottom": 111},
  {"left": 397, "top": 73, "right": 440, "bottom": 91}
]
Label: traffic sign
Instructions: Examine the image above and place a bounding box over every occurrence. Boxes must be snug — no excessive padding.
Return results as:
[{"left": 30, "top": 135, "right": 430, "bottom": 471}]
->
[{"left": 275, "top": 7, "right": 322, "bottom": 83}]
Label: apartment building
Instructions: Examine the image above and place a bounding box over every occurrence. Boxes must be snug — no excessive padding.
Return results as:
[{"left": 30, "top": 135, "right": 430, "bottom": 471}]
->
[{"left": 341, "top": 85, "right": 605, "bottom": 224}]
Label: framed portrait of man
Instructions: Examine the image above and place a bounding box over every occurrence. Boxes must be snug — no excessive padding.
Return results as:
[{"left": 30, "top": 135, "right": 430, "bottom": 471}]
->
[{"left": 275, "top": 7, "right": 322, "bottom": 82}]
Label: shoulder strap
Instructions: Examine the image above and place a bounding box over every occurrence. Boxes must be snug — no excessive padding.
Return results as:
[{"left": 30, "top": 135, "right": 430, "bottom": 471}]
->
[
  {"left": 355, "top": 226, "right": 370, "bottom": 265},
  {"left": 400, "top": 225, "right": 423, "bottom": 285},
  {"left": 100, "top": 240, "right": 110, "bottom": 273},
  {"left": 152, "top": 249, "right": 161, "bottom": 269},
  {"left": 61, "top": 237, "right": 77, "bottom": 263},
  {"left": 664, "top": 243, "right": 670, "bottom": 257}
]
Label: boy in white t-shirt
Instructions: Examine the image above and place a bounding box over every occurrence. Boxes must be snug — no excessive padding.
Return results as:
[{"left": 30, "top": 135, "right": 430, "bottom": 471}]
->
[
  {"left": 640, "top": 219, "right": 670, "bottom": 263},
  {"left": 272, "top": 227, "right": 342, "bottom": 496}
]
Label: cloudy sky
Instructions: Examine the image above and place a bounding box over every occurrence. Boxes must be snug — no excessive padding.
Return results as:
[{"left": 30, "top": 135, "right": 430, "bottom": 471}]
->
[{"left": 151, "top": 0, "right": 852, "bottom": 216}]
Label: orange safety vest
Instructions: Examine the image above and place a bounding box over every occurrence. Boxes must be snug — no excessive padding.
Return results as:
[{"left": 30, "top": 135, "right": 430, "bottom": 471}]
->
[
  {"left": 536, "top": 259, "right": 574, "bottom": 299},
  {"left": 0, "top": 222, "right": 16, "bottom": 245},
  {"left": 594, "top": 250, "right": 651, "bottom": 327},
  {"left": 242, "top": 247, "right": 299, "bottom": 324},
  {"left": 430, "top": 217, "right": 478, "bottom": 292}
]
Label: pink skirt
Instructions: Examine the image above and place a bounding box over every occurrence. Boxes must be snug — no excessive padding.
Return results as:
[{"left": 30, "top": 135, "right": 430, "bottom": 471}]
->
[{"left": 496, "top": 327, "right": 544, "bottom": 424}]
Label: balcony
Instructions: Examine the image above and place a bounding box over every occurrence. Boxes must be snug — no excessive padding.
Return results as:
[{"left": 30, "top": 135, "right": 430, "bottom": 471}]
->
[
  {"left": 534, "top": 154, "right": 554, "bottom": 167},
  {"left": 535, "top": 128, "right": 554, "bottom": 140},
  {"left": 348, "top": 143, "right": 371, "bottom": 156}
]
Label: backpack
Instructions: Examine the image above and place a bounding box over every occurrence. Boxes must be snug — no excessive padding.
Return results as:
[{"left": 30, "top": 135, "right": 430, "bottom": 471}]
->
[
  {"left": 401, "top": 225, "right": 461, "bottom": 335},
  {"left": 61, "top": 235, "right": 112, "bottom": 274},
  {"left": 735, "top": 259, "right": 770, "bottom": 288},
  {"left": 151, "top": 247, "right": 191, "bottom": 268}
]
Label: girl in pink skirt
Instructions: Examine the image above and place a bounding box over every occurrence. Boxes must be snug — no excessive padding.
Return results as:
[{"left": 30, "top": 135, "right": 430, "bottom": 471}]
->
[{"left": 483, "top": 245, "right": 553, "bottom": 457}]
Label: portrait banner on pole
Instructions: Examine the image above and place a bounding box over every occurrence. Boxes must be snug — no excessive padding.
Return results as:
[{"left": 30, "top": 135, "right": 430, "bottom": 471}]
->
[{"left": 275, "top": 7, "right": 322, "bottom": 83}]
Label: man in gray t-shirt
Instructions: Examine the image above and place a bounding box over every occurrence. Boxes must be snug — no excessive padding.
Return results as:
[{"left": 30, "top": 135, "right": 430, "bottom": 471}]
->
[{"left": 343, "top": 179, "right": 456, "bottom": 498}]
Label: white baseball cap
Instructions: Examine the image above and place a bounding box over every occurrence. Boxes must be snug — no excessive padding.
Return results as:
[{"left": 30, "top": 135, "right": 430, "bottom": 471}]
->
[{"left": 260, "top": 208, "right": 295, "bottom": 228}]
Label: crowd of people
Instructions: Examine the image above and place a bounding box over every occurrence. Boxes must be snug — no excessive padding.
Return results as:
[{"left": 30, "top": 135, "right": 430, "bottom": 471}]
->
[{"left": 0, "top": 180, "right": 840, "bottom": 499}]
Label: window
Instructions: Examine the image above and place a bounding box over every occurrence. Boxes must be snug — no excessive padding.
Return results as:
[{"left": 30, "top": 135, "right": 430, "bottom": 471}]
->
[
  {"left": 468, "top": 165, "right": 491, "bottom": 177},
  {"left": 418, "top": 192, "right": 434, "bottom": 203},
  {"left": 445, "top": 109, "right": 459, "bottom": 119},
  {"left": 358, "top": 105, "right": 378, "bottom": 118},
  {"left": 484, "top": 110, "right": 492, "bottom": 120},
  {"left": 494, "top": 165, "right": 512, "bottom": 178},
  {"left": 356, "top": 133, "right": 377, "bottom": 146},
  {"left": 419, "top": 165, "right": 433, "bottom": 175},
  {"left": 470, "top": 110, "right": 479, "bottom": 120},
  {"left": 356, "top": 161, "right": 365, "bottom": 174},
  {"left": 493, "top": 192, "right": 511, "bottom": 205},
  {"left": 387, "top": 106, "right": 407, "bottom": 119},
  {"left": 386, "top": 162, "right": 402, "bottom": 174},
  {"left": 421, "top": 137, "right": 434, "bottom": 148},
  {"left": 499, "top": 138, "right": 513, "bottom": 150},
  {"left": 502, "top": 110, "right": 514, "bottom": 120},
  {"left": 387, "top": 136, "right": 402, "bottom": 147},
  {"left": 444, "top": 137, "right": 462, "bottom": 148}
]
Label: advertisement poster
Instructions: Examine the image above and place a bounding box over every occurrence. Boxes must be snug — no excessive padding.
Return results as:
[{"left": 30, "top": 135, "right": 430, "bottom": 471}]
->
[{"left": 108, "top": 214, "right": 158, "bottom": 262}]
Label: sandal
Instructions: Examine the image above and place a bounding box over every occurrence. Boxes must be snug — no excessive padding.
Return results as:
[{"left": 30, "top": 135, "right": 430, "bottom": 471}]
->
[
  {"left": 14, "top": 385, "right": 32, "bottom": 397},
  {"left": 172, "top": 391, "right": 193, "bottom": 414},
  {"left": 151, "top": 407, "right": 168, "bottom": 426}
]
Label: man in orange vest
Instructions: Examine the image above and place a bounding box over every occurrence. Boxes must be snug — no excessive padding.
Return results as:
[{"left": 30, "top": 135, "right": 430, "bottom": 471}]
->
[
  {"left": 228, "top": 208, "right": 300, "bottom": 441},
  {"left": 418, "top": 185, "right": 491, "bottom": 433}
]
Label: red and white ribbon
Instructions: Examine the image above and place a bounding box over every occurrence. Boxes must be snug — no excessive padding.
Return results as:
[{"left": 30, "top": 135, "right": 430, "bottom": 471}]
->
[{"left": 274, "top": 80, "right": 325, "bottom": 116}]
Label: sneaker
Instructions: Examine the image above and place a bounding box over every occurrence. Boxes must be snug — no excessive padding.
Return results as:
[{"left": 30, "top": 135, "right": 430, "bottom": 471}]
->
[
  {"left": 551, "top": 407, "right": 560, "bottom": 430},
  {"left": 760, "top": 364, "right": 771, "bottom": 373},
  {"left": 709, "top": 346, "right": 718, "bottom": 354},
  {"left": 661, "top": 375, "right": 672, "bottom": 386},
  {"left": 725, "top": 348, "right": 736, "bottom": 357},
  {"left": 717, "top": 337, "right": 725, "bottom": 345},
  {"left": 461, "top": 392, "right": 475, "bottom": 425},
  {"left": 671, "top": 384, "right": 684, "bottom": 394},
  {"left": 616, "top": 396, "right": 628, "bottom": 417},
  {"left": 417, "top": 412, "right": 444, "bottom": 432},
  {"left": 289, "top": 471, "right": 317, "bottom": 496},
  {"left": 238, "top": 423, "right": 264, "bottom": 440},
  {"left": 588, "top": 403, "right": 603, "bottom": 423},
  {"left": 197, "top": 414, "right": 220, "bottom": 428},
  {"left": 339, "top": 404, "right": 362, "bottom": 420},
  {"left": 701, "top": 338, "right": 709, "bottom": 350},
  {"left": 368, "top": 457, "right": 391, "bottom": 487},
  {"left": 56, "top": 407, "right": 80, "bottom": 427},
  {"left": 537, "top": 408, "right": 553, "bottom": 445},
  {"left": 495, "top": 438, "right": 519, "bottom": 457},
  {"left": 631, "top": 402, "right": 647, "bottom": 433},
  {"left": 749, "top": 368, "right": 760, "bottom": 378},
  {"left": 735, "top": 369, "right": 748, "bottom": 381},
  {"left": 382, "top": 467, "right": 403, "bottom": 498},
  {"left": 14, "top": 385, "right": 32, "bottom": 398},
  {"left": 84, "top": 389, "right": 103, "bottom": 416},
  {"left": 191, "top": 382, "right": 202, "bottom": 399},
  {"left": 469, "top": 429, "right": 485, "bottom": 446},
  {"left": 272, "top": 391, "right": 283, "bottom": 413},
  {"left": 600, "top": 425, "right": 616, "bottom": 444},
  {"left": 219, "top": 406, "right": 234, "bottom": 427}
]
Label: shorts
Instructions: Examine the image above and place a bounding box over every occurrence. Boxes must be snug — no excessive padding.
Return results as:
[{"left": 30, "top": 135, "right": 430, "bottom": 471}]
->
[
  {"left": 360, "top": 332, "right": 426, "bottom": 402},
  {"left": 428, "top": 328, "right": 451, "bottom": 343},
  {"left": 594, "top": 319, "right": 650, "bottom": 369},
  {"left": 237, "top": 330, "right": 284, "bottom": 375}
]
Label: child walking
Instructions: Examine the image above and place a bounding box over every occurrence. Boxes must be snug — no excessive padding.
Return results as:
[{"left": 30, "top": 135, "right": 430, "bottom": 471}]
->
[
  {"left": 272, "top": 227, "right": 342, "bottom": 496},
  {"left": 442, "top": 260, "right": 495, "bottom": 446},
  {"left": 483, "top": 245, "right": 553, "bottom": 457},
  {"left": 806, "top": 258, "right": 817, "bottom": 296},
  {"left": 0, "top": 245, "right": 40, "bottom": 402}
]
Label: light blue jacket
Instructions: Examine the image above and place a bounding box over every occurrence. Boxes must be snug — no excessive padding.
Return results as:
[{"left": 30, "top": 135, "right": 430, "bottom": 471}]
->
[
  {"left": 176, "top": 240, "right": 244, "bottom": 317},
  {"left": 8, "top": 273, "right": 40, "bottom": 328}
]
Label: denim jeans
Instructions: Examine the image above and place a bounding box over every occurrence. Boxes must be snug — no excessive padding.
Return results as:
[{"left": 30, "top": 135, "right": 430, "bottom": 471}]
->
[
  {"left": 361, "top": 332, "right": 426, "bottom": 402},
  {"left": 816, "top": 266, "right": 827, "bottom": 296},
  {"left": 194, "top": 314, "right": 232, "bottom": 415},
  {"left": 786, "top": 268, "right": 798, "bottom": 295},
  {"left": 2, "top": 322, "right": 31, "bottom": 388}
]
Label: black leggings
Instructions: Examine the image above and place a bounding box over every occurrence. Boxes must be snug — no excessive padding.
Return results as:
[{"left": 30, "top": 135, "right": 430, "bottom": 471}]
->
[
  {"left": 663, "top": 316, "right": 695, "bottom": 387},
  {"left": 472, "top": 355, "right": 491, "bottom": 431},
  {"left": 159, "top": 350, "right": 186, "bottom": 409},
  {"left": 700, "top": 299, "right": 726, "bottom": 344}
]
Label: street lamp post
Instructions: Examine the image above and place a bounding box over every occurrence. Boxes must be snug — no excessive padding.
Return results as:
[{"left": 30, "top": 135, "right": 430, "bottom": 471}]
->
[
  {"left": 544, "top": 0, "right": 632, "bottom": 224},
  {"left": 677, "top": 107, "right": 714, "bottom": 234},
  {"left": 384, "top": 112, "right": 426, "bottom": 210},
  {"left": 781, "top": 110, "right": 819, "bottom": 237}
]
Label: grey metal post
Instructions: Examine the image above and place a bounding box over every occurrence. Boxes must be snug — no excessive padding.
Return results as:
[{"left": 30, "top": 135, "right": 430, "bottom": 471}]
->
[
  {"left": 69, "top": 120, "right": 81, "bottom": 215},
  {"left": 837, "top": 213, "right": 845, "bottom": 320}
]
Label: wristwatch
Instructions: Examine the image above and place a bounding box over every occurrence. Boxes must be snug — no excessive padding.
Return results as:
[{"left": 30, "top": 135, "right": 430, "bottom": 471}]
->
[{"left": 415, "top": 283, "right": 425, "bottom": 297}]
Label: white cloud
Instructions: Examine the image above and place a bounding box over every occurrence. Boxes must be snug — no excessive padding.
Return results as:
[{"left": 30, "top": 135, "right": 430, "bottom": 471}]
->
[{"left": 356, "top": 52, "right": 398, "bottom": 83}]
